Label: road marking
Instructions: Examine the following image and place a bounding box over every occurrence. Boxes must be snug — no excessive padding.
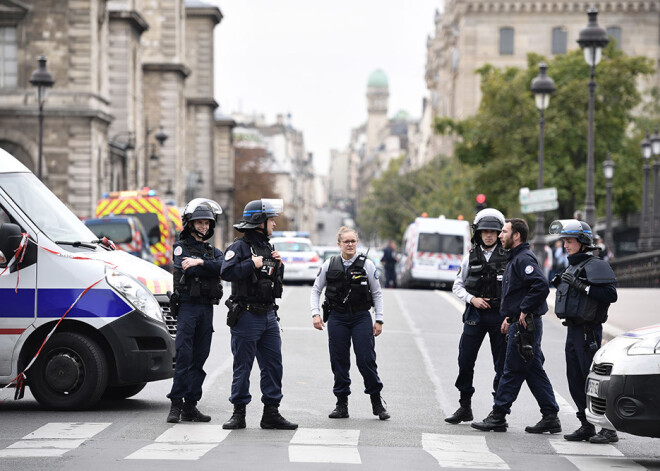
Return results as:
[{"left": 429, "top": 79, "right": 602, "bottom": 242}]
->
[
  {"left": 0, "top": 422, "right": 110, "bottom": 458},
  {"left": 289, "top": 428, "right": 360, "bottom": 464},
  {"left": 548, "top": 437, "right": 623, "bottom": 456},
  {"left": 422, "top": 433, "right": 509, "bottom": 469},
  {"left": 564, "top": 455, "right": 646, "bottom": 470},
  {"left": 126, "top": 424, "right": 230, "bottom": 460},
  {"left": 434, "top": 290, "right": 466, "bottom": 314}
]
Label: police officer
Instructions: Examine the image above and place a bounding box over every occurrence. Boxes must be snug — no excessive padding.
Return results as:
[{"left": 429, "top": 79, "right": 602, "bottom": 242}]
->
[
  {"left": 310, "top": 226, "right": 389, "bottom": 420},
  {"left": 550, "top": 220, "right": 618, "bottom": 444},
  {"left": 472, "top": 218, "right": 561, "bottom": 434},
  {"left": 447, "top": 208, "right": 507, "bottom": 424},
  {"left": 167, "top": 199, "right": 224, "bottom": 423},
  {"left": 220, "top": 199, "right": 297, "bottom": 430}
]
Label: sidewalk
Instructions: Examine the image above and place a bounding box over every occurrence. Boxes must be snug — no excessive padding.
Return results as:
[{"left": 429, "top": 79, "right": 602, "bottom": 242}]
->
[{"left": 547, "top": 288, "right": 659, "bottom": 341}]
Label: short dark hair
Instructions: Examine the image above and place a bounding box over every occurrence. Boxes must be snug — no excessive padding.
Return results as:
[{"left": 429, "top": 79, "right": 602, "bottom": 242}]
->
[{"left": 507, "top": 218, "right": 529, "bottom": 243}]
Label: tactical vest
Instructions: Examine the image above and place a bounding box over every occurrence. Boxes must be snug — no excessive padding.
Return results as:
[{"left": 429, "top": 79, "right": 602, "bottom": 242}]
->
[
  {"left": 464, "top": 245, "right": 507, "bottom": 306},
  {"left": 555, "top": 256, "right": 614, "bottom": 323},
  {"left": 231, "top": 236, "right": 283, "bottom": 303},
  {"left": 324, "top": 254, "right": 373, "bottom": 312},
  {"left": 173, "top": 240, "right": 223, "bottom": 303}
]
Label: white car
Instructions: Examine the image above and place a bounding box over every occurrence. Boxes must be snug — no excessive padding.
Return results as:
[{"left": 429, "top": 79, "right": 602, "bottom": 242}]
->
[
  {"left": 271, "top": 236, "right": 321, "bottom": 285},
  {"left": 586, "top": 324, "right": 660, "bottom": 438}
]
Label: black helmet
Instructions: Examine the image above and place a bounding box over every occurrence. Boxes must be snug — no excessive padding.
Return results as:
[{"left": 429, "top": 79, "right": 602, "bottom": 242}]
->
[
  {"left": 233, "top": 199, "right": 280, "bottom": 232},
  {"left": 181, "top": 198, "right": 222, "bottom": 241},
  {"left": 549, "top": 219, "right": 594, "bottom": 248}
]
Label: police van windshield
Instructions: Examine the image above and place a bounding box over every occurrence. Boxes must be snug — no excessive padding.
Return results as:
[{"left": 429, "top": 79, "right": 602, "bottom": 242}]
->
[
  {"left": 0, "top": 172, "right": 96, "bottom": 243},
  {"left": 418, "top": 233, "right": 464, "bottom": 255}
]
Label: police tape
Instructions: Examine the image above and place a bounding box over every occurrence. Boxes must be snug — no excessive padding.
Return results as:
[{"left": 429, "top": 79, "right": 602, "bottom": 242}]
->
[{"left": 0, "top": 233, "right": 29, "bottom": 289}]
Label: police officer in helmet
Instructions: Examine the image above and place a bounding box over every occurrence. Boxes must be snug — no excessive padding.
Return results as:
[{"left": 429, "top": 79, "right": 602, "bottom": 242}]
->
[
  {"left": 550, "top": 220, "right": 618, "bottom": 444},
  {"left": 167, "top": 198, "right": 224, "bottom": 423},
  {"left": 220, "top": 199, "right": 297, "bottom": 430},
  {"left": 447, "top": 208, "right": 508, "bottom": 424}
]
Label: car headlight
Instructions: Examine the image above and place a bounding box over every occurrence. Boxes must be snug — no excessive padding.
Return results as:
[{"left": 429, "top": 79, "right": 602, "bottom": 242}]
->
[
  {"left": 106, "top": 268, "right": 163, "bottom": 322},
  {"left": 627, "top": 337, "right": 660, "bottom": 355}
]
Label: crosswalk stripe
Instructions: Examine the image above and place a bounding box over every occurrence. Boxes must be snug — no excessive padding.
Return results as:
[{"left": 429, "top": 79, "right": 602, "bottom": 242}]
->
[
  {"left": 289, "top": 428, "right": 361, "bottom": 464},
  {"left": 422, "top": 433, "right": 509, "bottom": 469},
  {"left": 126, "top": 424, "right": 229, "bottom": 460},
  {"left": 564, "top": 455, "right": 647, "bottom": 471},
  {"left": 548, "top": 437, "right": 623, "bottom": 456},
  {"left": 0, "top": 422, "right": 110, "bottom": 458},
  {"left": 22, "top": 422, "right": 111, "bottom": 439}
]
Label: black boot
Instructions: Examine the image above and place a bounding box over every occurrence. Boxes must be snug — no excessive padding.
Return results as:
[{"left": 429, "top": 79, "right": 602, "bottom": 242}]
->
[
  {"left": 471, "top": 410, "right": 508, "bottom": 432},
  {"left": 564, "top": 420, "right": 596, "bottom": 441},
  {"left": 166, "top": 399, "right": 183, "bottom": 423},
  {"left": 329, "top": 396, "right": 349, "bottom": 419},
  {"left": 370, "top": 394, "right": 390, "bottom": 420},
  {"left": 525, "top": 414, "right": 561, "bottom": 434},
  {"left": 181, "top": 401, "right": 211, "bottom": 422},
  {"left": 445, "top": 405, "right": 473, "bottom": 424},
  {"left": 260, "top": 404, "right": 298, "bottom": 430},
  {"left": 589, "top": 428, "right": 619, "bottom": 444},
  {"left": 222, "top": 404, "right": 246, "bottom": 430}
]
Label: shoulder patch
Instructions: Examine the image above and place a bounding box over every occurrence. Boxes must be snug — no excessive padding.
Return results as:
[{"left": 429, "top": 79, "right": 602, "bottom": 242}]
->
[
  {"left": 374, "top": 268, "right": 380, "bottom": 280},
  {"left": 524, "top": 265, "right": 534, "bottom": 275},
  {"left": 173, "top": 246, "right": 183, "bottom": 256},
  {"left": 224, "top": 250, "right": 235, "bottom": 261}
]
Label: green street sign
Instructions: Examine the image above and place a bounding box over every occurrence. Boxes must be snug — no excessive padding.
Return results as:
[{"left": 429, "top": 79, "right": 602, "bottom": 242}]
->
[
  {"left": 519, "top": 187, "right": 558, "bottom": 205},
  {"left": 521, "top": 200, "right": 559, "bottom": 214}
]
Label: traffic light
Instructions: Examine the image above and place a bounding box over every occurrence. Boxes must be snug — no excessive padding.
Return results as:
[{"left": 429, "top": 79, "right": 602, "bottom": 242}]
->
[{"left": 476, "top": 194, "right": 487, "bottom": 212}]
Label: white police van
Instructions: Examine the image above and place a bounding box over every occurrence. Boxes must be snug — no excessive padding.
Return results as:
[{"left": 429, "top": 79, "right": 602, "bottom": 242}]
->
[{"left": 0, "top": 149, "right": 175, "bottom": 410}]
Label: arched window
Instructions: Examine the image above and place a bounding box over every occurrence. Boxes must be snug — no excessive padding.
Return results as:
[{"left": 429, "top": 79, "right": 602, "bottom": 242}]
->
[
  {"left": 552, "top": 27, "right": 567, "bottom": 54},
  {"left": 499, "top": 27, "right": 514, "bottom": 55},
  {"left": 606, "top": 26, "right": 622, "bottom": 49}
]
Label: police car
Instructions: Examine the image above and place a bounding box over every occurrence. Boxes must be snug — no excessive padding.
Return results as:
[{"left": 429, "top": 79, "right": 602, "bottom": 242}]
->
[
  {"left": 271, "top": 236, "right": 321, "bottom": 285},
  {"left": 586, "top": 324, "right": 660, "bottom": 438}
]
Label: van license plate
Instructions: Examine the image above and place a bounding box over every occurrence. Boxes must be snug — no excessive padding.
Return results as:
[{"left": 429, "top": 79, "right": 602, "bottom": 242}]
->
[{"left": 586, "top": 379, "right": 599, "bottom": 397}]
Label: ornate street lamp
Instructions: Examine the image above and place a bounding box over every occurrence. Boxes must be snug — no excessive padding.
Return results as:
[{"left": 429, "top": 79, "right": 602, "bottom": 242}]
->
[
  {"left": 530, "top": 62, "right": 556, "bottom": 265},
  {"left": 144, "top": 123, "right": 168, "bottom": 187},
  {"left": 639, "top": 133, "right": 652, "bottom": 251},
  {"left": 29, "top": 56, "right": 55, "bottom": 181},
  {"left": 602, "top": 154, "right": 615, "bottom": 256},
  {"left": 578, "top": 7, "right": 609, "bottom": 229},
  {"left": 651, "top": 128, "right": 660, "bottom": 250}
]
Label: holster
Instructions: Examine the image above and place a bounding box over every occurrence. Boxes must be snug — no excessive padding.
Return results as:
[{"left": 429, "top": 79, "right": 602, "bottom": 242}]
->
[
  {"left": 322, "top": 300, "right": 330, "bottom": 323},
  {"left": 169, "top": 291, "right": 180, "bottom": 318},
  {"left": 225, "top": 299, "right": 244, "bottom": 327},
  {"left": 514, "top": 317, "right": 535, "bottom": 363}
]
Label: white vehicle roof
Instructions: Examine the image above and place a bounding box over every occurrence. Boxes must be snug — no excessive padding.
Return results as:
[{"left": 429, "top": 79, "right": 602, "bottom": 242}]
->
[
  {"left": 0, "top": 148, "right": 30, "bottom": 173},
  {"left": 409, "top": 216, "right": 470, "bottom": 234},
  {"left": 271, "top": 236, "right": 313, "bottom": 245}
]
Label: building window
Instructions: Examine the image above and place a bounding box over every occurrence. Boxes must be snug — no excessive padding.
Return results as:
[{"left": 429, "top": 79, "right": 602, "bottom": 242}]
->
[
  {"left": 606, "top": 26, "right": 622, "bottom": 49},
  {"left": 552, "top": 27, "right": 567, "bottom": 54},
  {"left": 0, "top": 27, "right": 18, "bottom": 88},
  {"left": 499, "top": 27, "right": 514, "bottom": 55}
]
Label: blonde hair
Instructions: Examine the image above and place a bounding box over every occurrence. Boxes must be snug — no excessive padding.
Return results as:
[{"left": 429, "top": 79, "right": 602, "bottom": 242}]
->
[{"left": 336, "top": 226, "right": 358, "bottom": 243}]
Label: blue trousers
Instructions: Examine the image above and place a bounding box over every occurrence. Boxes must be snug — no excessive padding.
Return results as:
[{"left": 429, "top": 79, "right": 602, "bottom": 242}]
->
[
  {"left": 168, "top": 302, "right": 214, "bottom": 402},
  {"left": 229, "top": 310, "right": 283, "bottom": 405},
  {"left": 493, "top": 317, "right": 559, "bottom": 416},
  {"left": 566, "top": 323, "right": 602, "bottom": 420},
  {"left": 327, "top": 309, "right": 383, "bottom": 397},
  {"left": 455, "top": 310, "right": 506, "bottom": 405}
]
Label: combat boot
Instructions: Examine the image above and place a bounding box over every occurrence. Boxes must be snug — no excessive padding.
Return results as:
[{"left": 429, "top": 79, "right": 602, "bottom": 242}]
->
[
  {"left": 181, "top": 401, "right": 211, "bottom": 422},
  {"left": 589, "top": 428, "right": 619, "bottom": 444},
  {"left": 222, "top": 404, "right": 247, "bottom": 430},
  {"left": 471, "top": 410, "right": 508, "bottom": 432},
  {"left": 329, "top": 396, "right": 349, "bottom": 419},
  {"left": 260, "top": 404, "right": 298, "bottom": 430},
  {"left": 166, "top": 399, "right": 183, "bottom": 423},
  {"left": 564, "top": 420, "right": 596, "bottom": 441},
  {"left": 370, "top": 394, "right": 390, "bottom": 420},
  {"left": 525, "top": 414, "right": 561, "bottom": 434},
  {"left": 445, "top": 405, "right": 473, "bottom": 424}
]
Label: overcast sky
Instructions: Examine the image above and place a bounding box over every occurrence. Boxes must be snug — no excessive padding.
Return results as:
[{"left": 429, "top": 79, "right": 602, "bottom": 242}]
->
[{"left": 211, "top": 0, "right": 443, "bottom": 175}]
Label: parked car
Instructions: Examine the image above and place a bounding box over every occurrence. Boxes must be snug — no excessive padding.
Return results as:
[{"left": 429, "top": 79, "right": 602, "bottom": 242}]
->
[
  {"left": 586, "top": 324, "right": 660, "bottom": 438},
  {"left": 271, "top": 236, "right": 321, "bottom": 285},
  {"left": 314, "top": 245, "right": 341, "bottom": 262},
  {"left": 85, "top": 216, "right": 155, "bottom": 264}
]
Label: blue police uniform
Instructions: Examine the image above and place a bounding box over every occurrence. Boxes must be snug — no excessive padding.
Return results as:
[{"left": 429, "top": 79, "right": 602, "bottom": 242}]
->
[
  {"left": 221, "top": 230, "right": 284, "bottom": 406},
  {"left": 494, "top": 242, "right": 558, "bottom": 417},
  {"left": 168, "top": 236, "right": 223, "bottom": 404}
]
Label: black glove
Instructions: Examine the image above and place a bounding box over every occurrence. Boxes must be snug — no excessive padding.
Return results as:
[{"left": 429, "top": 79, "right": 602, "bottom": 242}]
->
[
  {"left": 561, "top": 272, "right": 589, "bottom": 293},
  {"left": 551, "top": 273, "right": 562, "bottom": 288}
]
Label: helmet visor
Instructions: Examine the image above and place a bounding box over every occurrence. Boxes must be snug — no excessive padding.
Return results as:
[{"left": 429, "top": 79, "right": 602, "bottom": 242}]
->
[
  {"left": 549, "top": 219, "right": 585, "bottom": 237},
  {"left": 262, "top": 198, "right": 283, "bottom": 217}
]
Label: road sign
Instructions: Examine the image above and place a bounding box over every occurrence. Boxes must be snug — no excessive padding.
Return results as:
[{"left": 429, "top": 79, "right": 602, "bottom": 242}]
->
[
  {"left": 521, "top": 200, "right": 559, "bottom": 214},
  {"left": 519, "top": 187, "right": 558, "bottom": 205}
]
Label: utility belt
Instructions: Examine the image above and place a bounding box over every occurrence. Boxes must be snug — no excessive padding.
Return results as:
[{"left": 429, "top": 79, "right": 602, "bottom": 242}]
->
[
  {"left": 244, "top": 302, "right": 276, "bottom": 315},
  {"left": 180, "top": 295, "right": 217, "bottom": 305}
]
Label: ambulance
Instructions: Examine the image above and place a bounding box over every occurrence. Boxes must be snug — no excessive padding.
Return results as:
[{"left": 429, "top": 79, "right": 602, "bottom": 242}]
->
[
  {"left": 0, "top": 149, "right": 175, "bottom": 410},
  {"left": 398, "top": 215, "right": 471, "bottom": 289},
  {"left": 96, "top": 188, "right": 180, "bottom": 270}
]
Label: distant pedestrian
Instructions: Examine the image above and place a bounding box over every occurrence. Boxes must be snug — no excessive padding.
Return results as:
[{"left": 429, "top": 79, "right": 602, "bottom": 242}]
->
[
  {"left": 380, "top": 240, "right": 397, "bottom": 288},
  {"left": 550, "top": 240, "right": 568, "bottom": 279}
]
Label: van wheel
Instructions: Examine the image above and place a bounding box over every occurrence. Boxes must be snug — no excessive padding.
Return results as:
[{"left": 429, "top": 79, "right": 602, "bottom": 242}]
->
[
  {"left": 102, "top": 383, "right": 147, "bottom": 400},
  {"left": 29, "top": 332, "right": 108, "bottom": 410}
]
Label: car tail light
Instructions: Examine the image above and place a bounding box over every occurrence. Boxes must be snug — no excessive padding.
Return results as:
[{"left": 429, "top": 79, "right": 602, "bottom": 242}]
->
[{"left": 309, "top": 254, "right": 319, "bottom": 262}]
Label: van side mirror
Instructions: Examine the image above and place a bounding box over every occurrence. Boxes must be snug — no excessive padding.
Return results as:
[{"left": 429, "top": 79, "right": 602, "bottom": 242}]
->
[{"left": 0, "top": 223, "right": 22, "bottom": 266}]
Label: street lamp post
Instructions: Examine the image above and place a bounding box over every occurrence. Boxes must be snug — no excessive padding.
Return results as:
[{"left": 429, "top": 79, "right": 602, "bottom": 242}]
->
[
  {"left": 29, "top": 56, "right": 55, "bottom": 181},
  {"left": 651, "top": 128, "right": 660, "bottom": 250},
  {"left": 640, "top": 133, "right": 652, "bottom": 251},
  {"left": 602, "top": 153, "right": 615, "bottom": 256},
  {"left": 143, "top": 120, "right": 168, "bottom": 187},
  {"left": 578, "top": 7, "right": 609, "bottom": 229},
  {"left": 530, "top": 62, "right": 556, "bottom": 265}
]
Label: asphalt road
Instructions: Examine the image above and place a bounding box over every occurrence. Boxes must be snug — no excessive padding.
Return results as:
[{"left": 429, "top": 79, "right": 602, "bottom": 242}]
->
[{"left": 0, "top": 286, "right": 658, "bottom": 471}]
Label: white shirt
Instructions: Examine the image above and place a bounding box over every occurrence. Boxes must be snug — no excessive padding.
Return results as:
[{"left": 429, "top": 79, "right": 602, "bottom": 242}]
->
[
  {"left": 310, "top": 253, "right": 384, "bottom": 321},
  {"left": 452, "top": 246, "right": 495, "bottom": 304}
]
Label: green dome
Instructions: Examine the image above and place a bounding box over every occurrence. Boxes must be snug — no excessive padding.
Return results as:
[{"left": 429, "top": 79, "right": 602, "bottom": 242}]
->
[{"left": 367, "top": 69, "right": 388, "bottom": 88}]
